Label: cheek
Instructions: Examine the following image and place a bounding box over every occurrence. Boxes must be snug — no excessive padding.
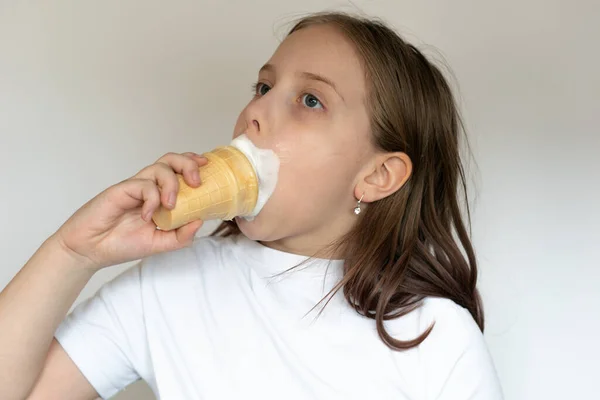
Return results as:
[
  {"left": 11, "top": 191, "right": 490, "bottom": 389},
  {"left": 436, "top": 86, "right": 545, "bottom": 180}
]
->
[
  {"left": 273, "top": 141, "right": 293, "bottom": 165},
  {"left": 233, "top": 112, "right": 370, "bottom": 238},
  {"left": 236, "top": 145, "right": 358, "bottom": 239},
  {"left": 273, "top": 142, "right": 360, "bottom": 210},
  {"left": 270, "top": 121, "right": 367, "bottom": 203}
]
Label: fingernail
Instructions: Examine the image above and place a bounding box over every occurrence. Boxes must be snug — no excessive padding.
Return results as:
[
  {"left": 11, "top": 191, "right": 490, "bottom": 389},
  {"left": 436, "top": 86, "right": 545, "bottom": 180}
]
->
[{"left": 168, "top": 192, "right": 176, "bottom": 207}]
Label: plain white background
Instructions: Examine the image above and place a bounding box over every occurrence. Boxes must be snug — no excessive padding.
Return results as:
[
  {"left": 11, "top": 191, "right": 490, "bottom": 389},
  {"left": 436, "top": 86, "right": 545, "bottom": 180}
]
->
[{"left": 1, "top": 1, "right": 598, "bottom": 399}]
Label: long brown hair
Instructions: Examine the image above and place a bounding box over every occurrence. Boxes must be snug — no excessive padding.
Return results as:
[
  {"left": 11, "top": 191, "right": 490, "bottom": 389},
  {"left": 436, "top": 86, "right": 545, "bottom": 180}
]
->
[{"left": 212, "top": 12, "right": 483, "bottom": 351}]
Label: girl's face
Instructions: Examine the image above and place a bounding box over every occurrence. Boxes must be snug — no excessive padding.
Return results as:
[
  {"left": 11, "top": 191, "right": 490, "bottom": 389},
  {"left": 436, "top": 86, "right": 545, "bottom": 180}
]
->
[{"left": 232, "top": 24, "right": 374, "bottom": 254}]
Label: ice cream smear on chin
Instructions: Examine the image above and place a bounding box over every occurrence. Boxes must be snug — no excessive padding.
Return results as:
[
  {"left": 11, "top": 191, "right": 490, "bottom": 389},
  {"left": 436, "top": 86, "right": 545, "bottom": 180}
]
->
[{"left": 230, "top": 134, "right": 280, "bottom": 221}]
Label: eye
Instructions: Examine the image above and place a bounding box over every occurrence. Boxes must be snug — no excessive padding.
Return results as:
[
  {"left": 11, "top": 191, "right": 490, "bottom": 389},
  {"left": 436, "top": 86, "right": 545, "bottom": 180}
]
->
[
  {"left": 254, "top": 82, "right": 271, "bottom": 96},
  {"left": 301, "top": 94, "right": 323, "bottom": 109}
]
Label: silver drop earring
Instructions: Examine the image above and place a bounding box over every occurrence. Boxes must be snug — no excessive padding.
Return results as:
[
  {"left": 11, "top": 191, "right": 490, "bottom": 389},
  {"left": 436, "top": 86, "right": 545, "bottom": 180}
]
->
[{"left": 354, "top": 194, "right": 365, "bottom": 215}]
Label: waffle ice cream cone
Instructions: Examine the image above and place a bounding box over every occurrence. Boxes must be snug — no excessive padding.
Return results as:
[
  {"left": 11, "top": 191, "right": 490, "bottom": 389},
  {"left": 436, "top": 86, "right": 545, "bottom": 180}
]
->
[{"left": 152, "top": 146, "right": 259, "bottom": 230}]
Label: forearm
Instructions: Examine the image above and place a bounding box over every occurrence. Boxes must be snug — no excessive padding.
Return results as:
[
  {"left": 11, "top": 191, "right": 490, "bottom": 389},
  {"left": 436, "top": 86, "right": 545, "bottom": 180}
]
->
[{"left": 0, "top": 236, "right": 96, "bottom": 398}]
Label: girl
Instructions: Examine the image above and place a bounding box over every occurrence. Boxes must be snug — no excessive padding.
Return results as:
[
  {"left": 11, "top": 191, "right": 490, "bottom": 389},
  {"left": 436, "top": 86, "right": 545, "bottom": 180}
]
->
[{"left": 0, "top": 12, "right": 503, "bottom": 400}]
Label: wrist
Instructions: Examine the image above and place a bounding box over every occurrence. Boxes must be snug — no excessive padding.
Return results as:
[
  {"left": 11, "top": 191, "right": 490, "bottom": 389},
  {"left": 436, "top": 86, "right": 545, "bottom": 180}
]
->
[{"left": 43, "top": 234, "right": 101, "bottom": 274}]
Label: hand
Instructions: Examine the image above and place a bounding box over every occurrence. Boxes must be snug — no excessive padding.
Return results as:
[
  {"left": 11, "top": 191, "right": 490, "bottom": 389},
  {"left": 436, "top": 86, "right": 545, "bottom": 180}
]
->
[{"left": 50, "top": 152, "right": 208, "bottom": 271}]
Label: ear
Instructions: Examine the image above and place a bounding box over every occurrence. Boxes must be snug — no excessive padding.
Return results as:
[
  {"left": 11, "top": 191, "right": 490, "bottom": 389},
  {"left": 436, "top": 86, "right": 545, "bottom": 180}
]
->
[{"left": 355, "top": 152, "right": 412, "bottom": 203}]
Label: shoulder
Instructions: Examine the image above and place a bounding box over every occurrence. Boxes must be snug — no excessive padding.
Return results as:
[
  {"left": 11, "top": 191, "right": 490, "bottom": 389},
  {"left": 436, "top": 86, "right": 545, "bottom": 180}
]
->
[
  {"left": 135, "top": 235, "right": 249, "bottom": 297},
  {"left": 389, "top": 297, "right": 503, "bottom": 399},
  {"left": 415, "top": 298, "right": 489, "bottom": 376},
  {"left": 385, "top": 297, "right": 481, "bottom": 348},
  {"left": 418, "top": 297, "right": 482, "bottom": 347},
  {"left": 140, "top": 235, "right": 235, "bottom": 275}
]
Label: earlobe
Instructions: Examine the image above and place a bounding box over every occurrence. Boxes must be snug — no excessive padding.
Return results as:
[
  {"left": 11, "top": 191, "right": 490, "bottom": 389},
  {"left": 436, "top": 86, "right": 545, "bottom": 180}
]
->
[{"left": 356, "top": 152, "right": 412, "bottom": 203}]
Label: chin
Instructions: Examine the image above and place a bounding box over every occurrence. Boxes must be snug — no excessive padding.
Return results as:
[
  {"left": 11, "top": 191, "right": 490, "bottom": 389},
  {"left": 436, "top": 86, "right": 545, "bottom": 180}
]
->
[
  {"left": 234, "top": 216, "right": 265, "bottom": 241},
  {"left": 234, "top": 215, "right": 279, "bottom": 243}
]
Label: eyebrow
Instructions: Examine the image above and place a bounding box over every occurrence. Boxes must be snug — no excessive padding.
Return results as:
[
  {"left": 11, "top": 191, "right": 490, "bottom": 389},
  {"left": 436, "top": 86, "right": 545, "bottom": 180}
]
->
[{"left": 259, "top": 63, "right": 345, "bottom": 102}]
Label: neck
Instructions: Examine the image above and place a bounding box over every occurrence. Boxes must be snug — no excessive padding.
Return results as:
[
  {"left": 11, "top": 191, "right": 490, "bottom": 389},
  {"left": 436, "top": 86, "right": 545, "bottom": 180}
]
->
[
  {"left": 260, "top": 238, "right": 334, "bottom": 259},
  {"left": 262, "top": 215, "right": 355, "bottom": 260}
]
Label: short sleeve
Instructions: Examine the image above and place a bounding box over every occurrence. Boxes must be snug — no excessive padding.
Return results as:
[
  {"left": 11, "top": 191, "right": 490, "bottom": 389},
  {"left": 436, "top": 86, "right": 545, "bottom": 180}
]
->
[{"left": 54, "top": 262, "right": 150, "bottom": 399}]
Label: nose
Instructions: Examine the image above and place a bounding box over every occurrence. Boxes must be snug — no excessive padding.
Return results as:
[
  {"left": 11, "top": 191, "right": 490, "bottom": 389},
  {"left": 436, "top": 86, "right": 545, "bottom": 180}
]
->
[{"left": 242, "top": 94, "right": 270, "bottom": 138}]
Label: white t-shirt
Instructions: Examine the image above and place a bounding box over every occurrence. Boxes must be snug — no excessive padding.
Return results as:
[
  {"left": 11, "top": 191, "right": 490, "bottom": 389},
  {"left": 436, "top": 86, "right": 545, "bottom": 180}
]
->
[{"left": 55, "top": 235, "right": 503, "bottom": 400}]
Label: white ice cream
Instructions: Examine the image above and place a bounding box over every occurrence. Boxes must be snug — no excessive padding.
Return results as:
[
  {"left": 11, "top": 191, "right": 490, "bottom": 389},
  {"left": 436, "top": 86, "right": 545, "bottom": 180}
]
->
[{"left": 229, "top": 134, "right": 280, "bottom": 220}]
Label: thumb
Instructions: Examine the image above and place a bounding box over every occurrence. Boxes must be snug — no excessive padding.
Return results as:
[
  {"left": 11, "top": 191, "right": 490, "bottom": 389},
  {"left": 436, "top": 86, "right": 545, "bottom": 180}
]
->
[
  {"left": 151, "top": 219, "right": 204, "bottom": 254},
  {"left": 176, "top": 219, "right": 204, "bottom": 244}
]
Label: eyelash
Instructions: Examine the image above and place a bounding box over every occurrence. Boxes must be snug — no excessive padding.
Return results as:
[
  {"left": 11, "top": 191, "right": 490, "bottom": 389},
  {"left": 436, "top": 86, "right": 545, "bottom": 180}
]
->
[
  {"left": 250, "top": 82, "right": 326, "bottom": 111},
  {"left": 250, "top": 82, "right": 263, "bottom": 96}
]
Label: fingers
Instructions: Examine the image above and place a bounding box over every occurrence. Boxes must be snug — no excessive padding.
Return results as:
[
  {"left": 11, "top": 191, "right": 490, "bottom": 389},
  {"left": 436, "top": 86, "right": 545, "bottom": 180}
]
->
[
  {"left": 181, "top": 152, "right": 207, "bottom": 167},
  {"left": 134, "top": 152, "right": 208, "bottom": 210},
  {"left": 175, "top": 219, "right": 204, "bottom": 245},
  {"left": 138, "top": 163, "right": 181, "bottom": 210},
  {"left": 113, "top": 178, "right": 161, "bottom": 221},
  {"left": 139, "top": 180, "right": 162, "bottom": 222},
  {"left": 156, "top": 152, "right": 206, "bottom": 188},
  {"left": 108, "top": 176, "right": 204, "bottom": 251}
]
